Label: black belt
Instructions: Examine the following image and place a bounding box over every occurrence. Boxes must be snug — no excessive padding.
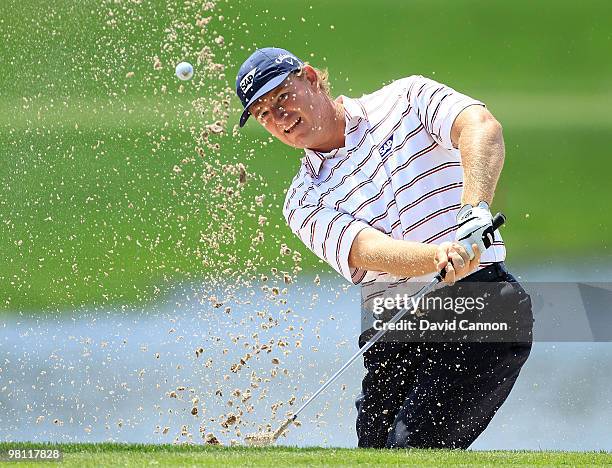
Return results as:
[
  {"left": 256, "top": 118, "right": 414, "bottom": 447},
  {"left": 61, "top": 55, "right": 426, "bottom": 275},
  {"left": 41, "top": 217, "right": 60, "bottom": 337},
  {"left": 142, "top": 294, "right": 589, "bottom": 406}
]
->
[{"left": 460, "top": 261, "right": 509, "bottom": 282}]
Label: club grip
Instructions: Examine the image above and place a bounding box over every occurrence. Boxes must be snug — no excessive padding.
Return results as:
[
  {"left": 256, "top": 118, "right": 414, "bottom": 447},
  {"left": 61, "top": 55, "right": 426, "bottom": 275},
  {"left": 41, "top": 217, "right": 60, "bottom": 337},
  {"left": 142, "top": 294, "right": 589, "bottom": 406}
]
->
[
  {"left": 491, "top": 212, "right": 506, "bottom": 231},
  {"left": 438, "top": 212, "right": 506, "bottom": 280}
]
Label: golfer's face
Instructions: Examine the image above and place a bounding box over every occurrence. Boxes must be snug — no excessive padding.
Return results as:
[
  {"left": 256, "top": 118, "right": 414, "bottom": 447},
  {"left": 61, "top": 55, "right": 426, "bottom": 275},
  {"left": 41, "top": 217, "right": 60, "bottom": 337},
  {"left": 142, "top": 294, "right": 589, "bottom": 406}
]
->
[{"left": 249, "top": 75, "right": 319, "bottom": 149}]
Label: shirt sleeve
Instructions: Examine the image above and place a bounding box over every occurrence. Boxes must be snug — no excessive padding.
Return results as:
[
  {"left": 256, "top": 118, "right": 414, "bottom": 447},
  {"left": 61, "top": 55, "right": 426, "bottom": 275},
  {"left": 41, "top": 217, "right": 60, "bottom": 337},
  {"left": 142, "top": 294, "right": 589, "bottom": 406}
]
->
[
  {"left": 283, "top": 175, "right": 371, "bottom": 284},
  {"left": 405, "top": 75, "right": 485, "bottom": 150}
]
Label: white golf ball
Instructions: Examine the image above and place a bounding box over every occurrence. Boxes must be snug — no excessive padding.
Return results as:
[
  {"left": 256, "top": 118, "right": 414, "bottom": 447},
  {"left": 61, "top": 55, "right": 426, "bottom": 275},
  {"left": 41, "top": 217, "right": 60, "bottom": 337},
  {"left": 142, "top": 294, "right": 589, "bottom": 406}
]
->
[{"left": 175, "top": 61, "right": 194, "bottom": 81}]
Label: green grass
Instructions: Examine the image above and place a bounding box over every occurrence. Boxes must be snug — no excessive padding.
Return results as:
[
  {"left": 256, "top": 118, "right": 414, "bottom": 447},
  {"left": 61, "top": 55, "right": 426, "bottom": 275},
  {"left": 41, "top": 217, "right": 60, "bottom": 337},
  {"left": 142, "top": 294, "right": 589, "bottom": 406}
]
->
[
  {"left": 1, "top": 443, "right": 611, "bottom": 467},
  {"left": 1, "top": 0, "right": 611, "bottom": 311},
  {"left": 1, "top": 100, "right": 609, "bottom": 311}
]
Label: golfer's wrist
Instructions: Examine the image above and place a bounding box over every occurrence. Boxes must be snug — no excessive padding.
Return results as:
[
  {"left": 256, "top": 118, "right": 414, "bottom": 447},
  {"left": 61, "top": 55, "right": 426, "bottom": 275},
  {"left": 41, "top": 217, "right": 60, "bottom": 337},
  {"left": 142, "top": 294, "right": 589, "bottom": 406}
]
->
[{"left": 457, "top": 201, "right": 491, "bottom": 223}]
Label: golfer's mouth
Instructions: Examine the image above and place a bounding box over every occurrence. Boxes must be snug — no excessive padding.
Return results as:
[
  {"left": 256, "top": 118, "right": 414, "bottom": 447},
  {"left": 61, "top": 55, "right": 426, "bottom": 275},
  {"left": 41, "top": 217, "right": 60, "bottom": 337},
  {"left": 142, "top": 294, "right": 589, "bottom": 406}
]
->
[{"left": 283, "top": 117, "right": 301, "bottom": 134}]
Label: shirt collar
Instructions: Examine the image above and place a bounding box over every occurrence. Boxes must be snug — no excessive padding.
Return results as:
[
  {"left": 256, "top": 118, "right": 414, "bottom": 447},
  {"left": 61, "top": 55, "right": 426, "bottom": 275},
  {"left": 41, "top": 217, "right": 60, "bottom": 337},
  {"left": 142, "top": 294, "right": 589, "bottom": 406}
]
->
[
  {"left": 340, "top": 95, "right": 367, "bottom": 123},
  {"left": 302, "top": 96, "right": 366, "bottom": 178}
]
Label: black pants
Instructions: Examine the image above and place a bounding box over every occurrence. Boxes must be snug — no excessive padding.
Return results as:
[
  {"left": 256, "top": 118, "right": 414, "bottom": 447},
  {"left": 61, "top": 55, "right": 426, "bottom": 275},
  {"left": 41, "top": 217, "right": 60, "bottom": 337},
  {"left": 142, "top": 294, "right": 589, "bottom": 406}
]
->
[{"left": 355, "top": 263, "right": 533, "bottom": 449}]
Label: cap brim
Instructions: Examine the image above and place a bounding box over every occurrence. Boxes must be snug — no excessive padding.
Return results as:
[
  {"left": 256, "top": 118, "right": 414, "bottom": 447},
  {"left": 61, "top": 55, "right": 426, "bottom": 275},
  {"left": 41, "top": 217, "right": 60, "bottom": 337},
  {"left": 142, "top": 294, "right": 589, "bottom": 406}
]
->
[{"left": 239, "top": 71, "right": 293, "bottom": 127}]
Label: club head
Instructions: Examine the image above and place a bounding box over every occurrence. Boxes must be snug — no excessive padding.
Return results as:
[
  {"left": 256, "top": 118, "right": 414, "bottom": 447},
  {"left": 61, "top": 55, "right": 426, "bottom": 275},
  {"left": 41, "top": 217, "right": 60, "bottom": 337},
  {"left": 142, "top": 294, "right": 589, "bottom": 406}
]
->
[
  {"left": 244, "top": 432, "right": 278, "bottom": 447},
  {"left": 244, "top": 417, "right": 294, "bottom": 447}
]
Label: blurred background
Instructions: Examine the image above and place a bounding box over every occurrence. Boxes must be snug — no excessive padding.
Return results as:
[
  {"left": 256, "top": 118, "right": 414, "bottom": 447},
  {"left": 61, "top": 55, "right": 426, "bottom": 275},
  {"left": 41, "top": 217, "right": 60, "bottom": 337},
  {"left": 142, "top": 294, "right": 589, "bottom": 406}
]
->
[{"left": 1, "top": 0, "right": 611, "bottom": 449}]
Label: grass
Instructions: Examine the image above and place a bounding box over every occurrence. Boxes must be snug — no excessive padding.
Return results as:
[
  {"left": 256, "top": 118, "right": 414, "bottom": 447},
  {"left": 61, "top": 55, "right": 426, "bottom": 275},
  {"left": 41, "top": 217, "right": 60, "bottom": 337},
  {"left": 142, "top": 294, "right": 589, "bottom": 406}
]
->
[
  {"left": 1, "top": 0, "right": 611, "bottom": 311},
  {"left": 1, "top": 104, "right": 609, "bottom": 312},
  {"left": 1, "top": 443, "right": 611, "bottom": 467}
]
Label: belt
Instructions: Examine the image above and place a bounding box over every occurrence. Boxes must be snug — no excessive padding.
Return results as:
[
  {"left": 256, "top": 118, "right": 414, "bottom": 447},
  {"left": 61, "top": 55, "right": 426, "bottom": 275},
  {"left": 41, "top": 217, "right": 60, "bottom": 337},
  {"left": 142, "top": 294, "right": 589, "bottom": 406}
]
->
[{"left": 460, "top": 261, "right": 509, "bottom": 282}]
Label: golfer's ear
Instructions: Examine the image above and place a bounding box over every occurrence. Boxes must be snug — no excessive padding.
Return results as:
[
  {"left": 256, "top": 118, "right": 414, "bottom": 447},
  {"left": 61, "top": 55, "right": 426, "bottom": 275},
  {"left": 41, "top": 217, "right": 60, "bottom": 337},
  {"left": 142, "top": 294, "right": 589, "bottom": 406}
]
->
[{"left": 302, "top": 65, "right": 318, "bottom": 88}]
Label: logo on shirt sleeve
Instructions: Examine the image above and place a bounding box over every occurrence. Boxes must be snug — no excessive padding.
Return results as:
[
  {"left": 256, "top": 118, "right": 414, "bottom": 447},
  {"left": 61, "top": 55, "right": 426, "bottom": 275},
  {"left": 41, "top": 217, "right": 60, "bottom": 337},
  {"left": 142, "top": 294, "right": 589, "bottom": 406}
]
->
[{"left": 378, "top": 135, "right": 394, "bottom": 158}]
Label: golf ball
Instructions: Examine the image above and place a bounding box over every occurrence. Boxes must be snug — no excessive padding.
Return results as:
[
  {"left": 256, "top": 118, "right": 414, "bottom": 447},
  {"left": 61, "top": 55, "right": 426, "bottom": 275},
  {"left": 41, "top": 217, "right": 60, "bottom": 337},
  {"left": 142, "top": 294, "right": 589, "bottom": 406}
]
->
[{"left": 175, "top": 61, "right": 194, "bottom": 81}]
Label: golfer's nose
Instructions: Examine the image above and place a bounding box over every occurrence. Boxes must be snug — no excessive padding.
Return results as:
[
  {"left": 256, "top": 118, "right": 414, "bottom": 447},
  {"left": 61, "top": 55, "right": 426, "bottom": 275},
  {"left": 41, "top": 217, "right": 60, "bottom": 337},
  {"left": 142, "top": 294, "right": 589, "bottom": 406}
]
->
[{"left": 272, "top": 105, "right": 288, "bottom": 122}]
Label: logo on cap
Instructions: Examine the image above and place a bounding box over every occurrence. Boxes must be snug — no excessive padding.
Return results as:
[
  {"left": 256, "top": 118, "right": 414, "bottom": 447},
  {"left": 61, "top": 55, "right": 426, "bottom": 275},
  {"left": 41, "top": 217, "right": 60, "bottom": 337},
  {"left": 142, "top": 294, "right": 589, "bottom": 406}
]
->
[
  {"left": 239, "top": 67, "right": 257, "bottom": 96},
  {"left": 275, "top": 54, "right": 296, "bottom": 65}
]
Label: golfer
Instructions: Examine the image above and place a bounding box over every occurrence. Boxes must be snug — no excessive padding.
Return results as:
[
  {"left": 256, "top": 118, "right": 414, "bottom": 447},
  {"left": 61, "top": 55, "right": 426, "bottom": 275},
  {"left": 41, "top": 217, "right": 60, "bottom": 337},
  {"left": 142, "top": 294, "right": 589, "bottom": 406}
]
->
[{"left": 235, "top": 47, "right": 533, "bottom": 449}]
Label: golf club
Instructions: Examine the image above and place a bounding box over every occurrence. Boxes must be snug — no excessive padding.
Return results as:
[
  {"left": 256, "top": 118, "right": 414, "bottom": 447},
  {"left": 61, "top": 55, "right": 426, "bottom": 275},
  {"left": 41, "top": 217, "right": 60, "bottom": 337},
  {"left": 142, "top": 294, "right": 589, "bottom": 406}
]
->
[{"left": 245, "top": 213, "right": 506, "bottom": 446}]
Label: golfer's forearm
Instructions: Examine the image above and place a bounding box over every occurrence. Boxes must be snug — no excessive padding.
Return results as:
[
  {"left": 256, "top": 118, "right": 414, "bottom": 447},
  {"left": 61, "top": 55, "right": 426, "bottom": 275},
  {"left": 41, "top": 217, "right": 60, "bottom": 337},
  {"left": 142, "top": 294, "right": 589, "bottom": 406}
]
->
[
  {"left": 348, "top": 228, "right": 438, "bottom": 277},
  {"left": 457, "top": 114, "right": 505, "bottom": 206}
]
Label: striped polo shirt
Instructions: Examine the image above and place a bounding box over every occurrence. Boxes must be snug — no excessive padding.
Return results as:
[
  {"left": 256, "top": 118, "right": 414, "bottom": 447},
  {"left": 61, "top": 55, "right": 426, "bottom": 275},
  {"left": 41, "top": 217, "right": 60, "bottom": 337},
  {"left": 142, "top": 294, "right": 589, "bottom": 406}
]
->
[{"left": 283, "top": 75, "right": 505, "bottom": 286}]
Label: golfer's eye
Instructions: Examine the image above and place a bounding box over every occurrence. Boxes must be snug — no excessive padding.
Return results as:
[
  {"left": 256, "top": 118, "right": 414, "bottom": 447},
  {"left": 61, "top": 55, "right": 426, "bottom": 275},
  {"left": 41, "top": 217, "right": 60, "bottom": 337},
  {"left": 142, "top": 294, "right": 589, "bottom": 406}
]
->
[
  {"left": 278, "top": 93, "right": 289, "bottom": 102},
  {"left": 258, "top": 110, "right": 269, "bottom": 121}
]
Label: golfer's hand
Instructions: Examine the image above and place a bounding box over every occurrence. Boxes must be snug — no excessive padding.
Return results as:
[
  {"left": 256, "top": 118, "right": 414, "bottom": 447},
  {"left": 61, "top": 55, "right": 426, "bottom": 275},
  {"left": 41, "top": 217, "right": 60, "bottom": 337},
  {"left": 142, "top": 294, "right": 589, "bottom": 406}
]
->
[
  {"left": 435, "top": 241, "right": 481, "bottom": 284},
  {"left": 455, "top": 201, "right": 493, "bottom": 260}
]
